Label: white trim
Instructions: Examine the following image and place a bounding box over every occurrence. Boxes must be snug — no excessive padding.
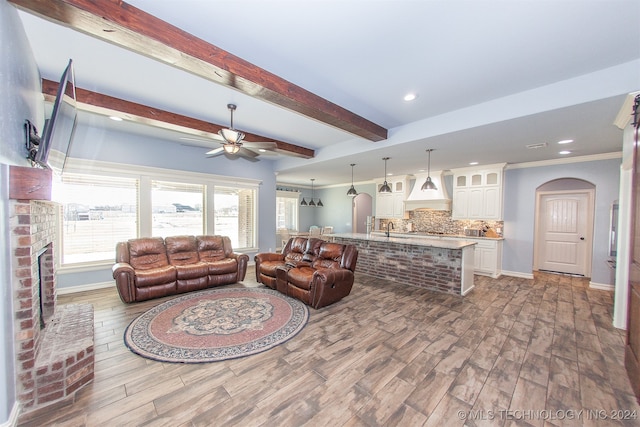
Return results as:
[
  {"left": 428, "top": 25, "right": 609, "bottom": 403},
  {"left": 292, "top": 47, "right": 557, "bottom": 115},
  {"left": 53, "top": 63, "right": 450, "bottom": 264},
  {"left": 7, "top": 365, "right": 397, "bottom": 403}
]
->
[
  {"left": 500, "top": 270, "right": 534, "bottom": 280},
  {"left": 1, "top": 403, "right": 20, "bottom": 427},
  {"left": 589, "top": 281, "right": 614, "bottom": 292},
  {"left": 614, "top": 91, "right": 640, "bottom": 130},
  {"left": 506, "top": 152, "right": 621, "bottom": 170},
  {"left": 57, "top": 260, "right": 113, "bottom": 274},
  {"left": 57, "top": 281, "right": 114, "bottom": 295},
  {"left": 534, "top": 188, "right": 595, "bottom": 276}
]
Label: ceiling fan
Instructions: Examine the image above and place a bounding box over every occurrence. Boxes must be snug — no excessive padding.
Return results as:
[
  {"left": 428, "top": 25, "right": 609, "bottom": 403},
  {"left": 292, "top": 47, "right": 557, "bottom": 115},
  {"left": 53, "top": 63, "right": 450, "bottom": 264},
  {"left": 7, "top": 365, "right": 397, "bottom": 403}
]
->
[{"left": 204, "top": 104, "right": 277, "bottom": 162}]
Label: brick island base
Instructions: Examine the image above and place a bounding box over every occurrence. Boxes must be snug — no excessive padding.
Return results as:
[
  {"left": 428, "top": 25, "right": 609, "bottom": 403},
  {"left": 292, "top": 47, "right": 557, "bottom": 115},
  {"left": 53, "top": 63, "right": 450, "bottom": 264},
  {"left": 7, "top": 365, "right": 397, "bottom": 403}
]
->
[{"left": 331, "top": 234, "right": 474, "bottom": 295}]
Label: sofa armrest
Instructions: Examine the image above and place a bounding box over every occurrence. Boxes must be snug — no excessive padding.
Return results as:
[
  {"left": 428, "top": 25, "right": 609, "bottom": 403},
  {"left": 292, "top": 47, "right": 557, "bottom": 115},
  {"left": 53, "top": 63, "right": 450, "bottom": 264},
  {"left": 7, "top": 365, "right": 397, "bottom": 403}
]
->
[
  {"left": 231, "top": 252, "right": 250, "bottom": 281},
  {"left": 310, "top": 268, "right": 355, "bottom": 309},
  {"left": 255, "top": 252, "right": 285, "bottom": 263},
  {"left": 112, "top": 262, "right": 136, "bottom": 303},
  {"left": 254, "top": 252, "right": 285, "bottom": 282}
]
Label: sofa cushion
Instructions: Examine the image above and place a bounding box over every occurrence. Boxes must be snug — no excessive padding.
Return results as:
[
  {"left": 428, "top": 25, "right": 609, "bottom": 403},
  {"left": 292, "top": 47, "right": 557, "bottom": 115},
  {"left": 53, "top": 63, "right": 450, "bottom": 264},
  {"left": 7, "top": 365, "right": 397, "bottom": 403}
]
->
[
  {"left": 283, "top": 237, "right": 308, "bottom": 264},
  {"left": 165, "top": 235, "right": 200, "bottom": 265},
  {"left": 312, "top": 243, "right": 345, "bottom": 270},
  {"left": 287, "top": 266, "right": 317, "bottom": 291},
  {"left": 128, "top": 237, "right": 170, "bottom": 270},
  {"left": 206, "top": 258, "right": 238, "bottom": 275},
  {"left": 134, "top": 265, "right": 176, "bottom": 287},
  {"left": 197, "top": 235, "right": 230, "bottom": 262}
]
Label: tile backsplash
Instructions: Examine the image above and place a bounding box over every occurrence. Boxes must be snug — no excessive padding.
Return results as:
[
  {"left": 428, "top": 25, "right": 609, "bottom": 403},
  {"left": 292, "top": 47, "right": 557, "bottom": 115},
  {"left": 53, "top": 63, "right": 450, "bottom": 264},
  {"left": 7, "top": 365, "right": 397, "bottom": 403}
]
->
[{"left": 378, "top": 210, "right": 503, "bottom": 236}]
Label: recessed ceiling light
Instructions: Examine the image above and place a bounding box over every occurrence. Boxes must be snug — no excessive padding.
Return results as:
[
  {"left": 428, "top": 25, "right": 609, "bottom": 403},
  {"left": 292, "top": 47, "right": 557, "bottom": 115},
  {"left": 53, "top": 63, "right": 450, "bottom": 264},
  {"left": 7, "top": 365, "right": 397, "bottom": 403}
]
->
[
  {"left": 109, "top": 116, "right": 123, "bottom": 121},
  {"left": 469, "top": 161, "right": 479, "bottom": 165},
  {"left": 557, "top": 139, "right": 574, "bottom": 144},
  {"left": 259, "top": 149, "right": 266, "bottom": 153},
  {"left": 559, "top": 150, "right": 571, "bottom": 155},
  {"left": 403, "top": 93, "right": 417, "bottom": 101}
]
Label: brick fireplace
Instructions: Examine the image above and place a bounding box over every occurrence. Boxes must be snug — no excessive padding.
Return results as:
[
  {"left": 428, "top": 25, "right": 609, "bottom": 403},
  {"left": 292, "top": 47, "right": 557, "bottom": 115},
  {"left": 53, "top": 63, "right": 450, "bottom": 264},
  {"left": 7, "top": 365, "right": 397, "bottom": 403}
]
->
[{"left": 9, "top": 166, "right": 94, "bottom": 415}]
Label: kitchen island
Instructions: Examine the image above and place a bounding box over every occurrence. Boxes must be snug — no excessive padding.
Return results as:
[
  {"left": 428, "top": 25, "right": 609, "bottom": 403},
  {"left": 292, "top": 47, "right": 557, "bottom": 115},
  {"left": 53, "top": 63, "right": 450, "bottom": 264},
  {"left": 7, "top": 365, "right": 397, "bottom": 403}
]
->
[{"left": 329, "top": 232, "right": 476, "bottom": 295}]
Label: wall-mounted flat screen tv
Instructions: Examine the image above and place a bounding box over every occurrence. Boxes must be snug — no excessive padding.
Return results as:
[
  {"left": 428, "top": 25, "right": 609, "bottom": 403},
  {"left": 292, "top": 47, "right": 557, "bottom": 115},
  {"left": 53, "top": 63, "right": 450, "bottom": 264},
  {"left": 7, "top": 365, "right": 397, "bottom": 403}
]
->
[{"left": 34, "top": 58, "right": 77, "bottom": 172}]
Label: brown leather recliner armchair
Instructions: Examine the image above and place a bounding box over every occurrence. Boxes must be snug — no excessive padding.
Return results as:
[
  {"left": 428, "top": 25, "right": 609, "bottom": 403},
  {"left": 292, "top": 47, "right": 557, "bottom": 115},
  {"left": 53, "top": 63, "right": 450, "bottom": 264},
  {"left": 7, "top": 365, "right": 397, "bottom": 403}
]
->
[
  {"left": 254, "top": 237, "right": 322, "bottom": 290},
  {"left": 276, "top": 241, "right": 358, "bottom": 309}
]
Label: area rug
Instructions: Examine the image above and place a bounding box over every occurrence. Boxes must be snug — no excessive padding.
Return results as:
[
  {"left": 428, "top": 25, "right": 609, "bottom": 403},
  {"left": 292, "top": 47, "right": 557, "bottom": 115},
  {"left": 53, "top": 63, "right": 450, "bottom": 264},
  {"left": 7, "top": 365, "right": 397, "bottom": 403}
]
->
[{"left": 124, "top": 287, "right": 309, "bottom": 363}]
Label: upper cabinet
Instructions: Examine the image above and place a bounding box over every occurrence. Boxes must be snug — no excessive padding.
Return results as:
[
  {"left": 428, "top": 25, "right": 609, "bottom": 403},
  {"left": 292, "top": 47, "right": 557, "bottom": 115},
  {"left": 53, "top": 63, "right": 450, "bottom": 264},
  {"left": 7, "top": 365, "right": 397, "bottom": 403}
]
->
[
  {"left": 375, "top": 176, "right": 410, "bottom": 219},
  {"left": 451, "top": 164, "right": 506, "bottom": 220}
]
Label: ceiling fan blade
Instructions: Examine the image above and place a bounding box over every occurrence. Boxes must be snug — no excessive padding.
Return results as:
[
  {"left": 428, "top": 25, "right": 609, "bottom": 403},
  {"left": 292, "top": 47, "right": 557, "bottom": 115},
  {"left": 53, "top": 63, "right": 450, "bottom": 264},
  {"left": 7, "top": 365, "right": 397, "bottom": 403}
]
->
[
  {"left": 206, "top": 147, "right": 224, "bottom": 157},
  {"left": 237, "top": 147, "right": 259, "bottom": 158},
  {"left": 224, "top": 152, "right": 260, "bottom": 162}
]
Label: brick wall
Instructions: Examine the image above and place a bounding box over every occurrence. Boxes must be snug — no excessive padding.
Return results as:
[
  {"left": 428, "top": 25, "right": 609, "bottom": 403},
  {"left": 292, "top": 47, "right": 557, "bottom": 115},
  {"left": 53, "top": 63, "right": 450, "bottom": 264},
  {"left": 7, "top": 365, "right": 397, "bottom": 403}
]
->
[
  {"left": 334, "top": 236, "right": 463, "bottom": 295},
  {"left": 10, "top": 199, "right": 94, "bottom": 414}
]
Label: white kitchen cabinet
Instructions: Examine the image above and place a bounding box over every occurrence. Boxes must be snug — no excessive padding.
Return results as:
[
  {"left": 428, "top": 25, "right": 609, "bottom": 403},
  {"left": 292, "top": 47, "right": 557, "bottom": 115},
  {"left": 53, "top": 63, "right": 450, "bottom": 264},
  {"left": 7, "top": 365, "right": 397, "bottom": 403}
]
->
[
  {"left": 375, "top": 176, "right": 410, "bottom": 219},
  {"left": 441, "top": 236, "right": 503, "bottom": 278},
  {"left": 451, "top": 164, "right": 506, "bottom": 220},
  {"left": 473, "top": 239, "right": 503, "bottom": 278}
]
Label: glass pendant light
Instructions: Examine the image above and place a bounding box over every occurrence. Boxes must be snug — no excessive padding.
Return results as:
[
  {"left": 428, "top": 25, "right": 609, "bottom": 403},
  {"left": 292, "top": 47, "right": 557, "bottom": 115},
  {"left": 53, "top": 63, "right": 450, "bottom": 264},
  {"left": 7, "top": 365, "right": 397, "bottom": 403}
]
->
[
  {"left": 379, "top": 157, "right": 392, "bottom": 193},
  {"left": 421, "top": 149, "right": 438, "bottom": 191},
  {"left": 347, "top": 163, "right": 358, "bottom": 196}
]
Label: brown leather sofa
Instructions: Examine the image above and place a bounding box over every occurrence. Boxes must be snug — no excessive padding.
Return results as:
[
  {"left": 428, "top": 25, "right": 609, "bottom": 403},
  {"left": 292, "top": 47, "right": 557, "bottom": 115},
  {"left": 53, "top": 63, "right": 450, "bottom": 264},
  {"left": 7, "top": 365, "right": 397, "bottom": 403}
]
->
[
  {"left": 255, "top": 238, "right": 358, "bottom": 309},
  {"left": 112, "top": 235, "right": 249, "bottom": 303},
  {"left": 254, "top": 237, "right": 323, "bottom": 289}
]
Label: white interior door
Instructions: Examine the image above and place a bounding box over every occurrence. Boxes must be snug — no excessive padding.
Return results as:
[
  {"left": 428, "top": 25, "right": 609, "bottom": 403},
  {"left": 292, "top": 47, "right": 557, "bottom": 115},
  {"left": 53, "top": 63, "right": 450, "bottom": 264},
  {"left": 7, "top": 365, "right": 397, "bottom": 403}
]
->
[{"left": 536, "top": 191, "right": 593, "bottom": 275}]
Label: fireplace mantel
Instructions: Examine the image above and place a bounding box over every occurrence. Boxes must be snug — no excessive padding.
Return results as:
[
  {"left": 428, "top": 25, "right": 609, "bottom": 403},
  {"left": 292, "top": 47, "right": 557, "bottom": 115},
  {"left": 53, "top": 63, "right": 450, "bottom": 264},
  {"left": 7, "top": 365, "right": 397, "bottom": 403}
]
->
[{"left": 9, "top": 165, "right": 52, "bottom": 200}]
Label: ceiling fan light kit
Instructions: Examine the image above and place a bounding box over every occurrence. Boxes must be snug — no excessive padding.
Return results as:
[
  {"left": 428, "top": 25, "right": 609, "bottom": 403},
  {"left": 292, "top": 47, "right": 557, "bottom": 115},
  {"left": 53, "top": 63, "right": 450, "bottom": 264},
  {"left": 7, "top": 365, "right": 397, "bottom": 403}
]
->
[
  {"left": 205, "top": 104, "right": 277, "bottom": 161},
  {"left": 421, "top": 149, "right": 438, "bottom": 191},
  {"left": 379, "top": 157, "right": 392, "bottom": 193}
]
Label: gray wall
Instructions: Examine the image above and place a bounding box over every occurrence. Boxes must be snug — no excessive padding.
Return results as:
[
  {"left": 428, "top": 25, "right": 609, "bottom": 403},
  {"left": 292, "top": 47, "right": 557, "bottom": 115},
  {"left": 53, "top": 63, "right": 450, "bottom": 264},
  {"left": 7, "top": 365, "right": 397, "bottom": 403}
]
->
[
  {"left": 503, "top": 158, "right": 621, "bottom": 284},
  {"left": 0, "top": 0, "right": 44, "bottom": 422}
]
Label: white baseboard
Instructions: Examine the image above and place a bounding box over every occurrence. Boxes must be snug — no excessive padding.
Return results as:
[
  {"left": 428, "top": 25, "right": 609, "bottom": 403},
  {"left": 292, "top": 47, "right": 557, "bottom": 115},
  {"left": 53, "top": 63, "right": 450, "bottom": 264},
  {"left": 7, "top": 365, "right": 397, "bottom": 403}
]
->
[
  {"left": 1, "top": 402, "right": 20, "bottom": 427},
  {"left": 589, "top": 281, "right": 614, "bottom": 291},
  {"left": 500, "top": 270, "right": 534, "bottom": 279},
  {"left": 57, "top": 281, "right": 114, "bottom": 295}
]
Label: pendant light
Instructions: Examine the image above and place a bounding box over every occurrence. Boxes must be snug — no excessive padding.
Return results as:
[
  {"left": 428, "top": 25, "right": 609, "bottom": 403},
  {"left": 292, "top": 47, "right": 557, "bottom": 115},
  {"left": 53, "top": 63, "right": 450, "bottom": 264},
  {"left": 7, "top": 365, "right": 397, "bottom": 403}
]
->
[
  {"left": 347, "top": 163, "right": 358, "bottom": 197},
  {"left": 301, "top": 178, "right": 323, "bottom": 207},
  {"left": 421, "top": 149, "right": 438, "bottom": 191},
  {"left": 379, "top": 157, "right": 392, "bottom": 193}
]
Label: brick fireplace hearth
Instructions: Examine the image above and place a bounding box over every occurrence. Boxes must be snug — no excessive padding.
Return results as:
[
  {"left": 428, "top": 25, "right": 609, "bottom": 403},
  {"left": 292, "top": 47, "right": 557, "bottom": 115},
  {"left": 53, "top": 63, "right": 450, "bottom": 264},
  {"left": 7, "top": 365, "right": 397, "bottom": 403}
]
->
[{"left": 9, "top": 166, "right": 94, "bottom": 415}]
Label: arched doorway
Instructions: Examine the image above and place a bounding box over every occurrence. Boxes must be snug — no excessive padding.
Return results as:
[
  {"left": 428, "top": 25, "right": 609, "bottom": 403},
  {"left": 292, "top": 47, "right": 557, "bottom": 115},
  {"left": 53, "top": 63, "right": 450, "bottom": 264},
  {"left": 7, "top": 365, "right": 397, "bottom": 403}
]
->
[
  {"left": 352, "top": 193, "right": 373, "bottom": 233},
  {"left": 534, "top": 178, "right": 595, "bottom": 276}
]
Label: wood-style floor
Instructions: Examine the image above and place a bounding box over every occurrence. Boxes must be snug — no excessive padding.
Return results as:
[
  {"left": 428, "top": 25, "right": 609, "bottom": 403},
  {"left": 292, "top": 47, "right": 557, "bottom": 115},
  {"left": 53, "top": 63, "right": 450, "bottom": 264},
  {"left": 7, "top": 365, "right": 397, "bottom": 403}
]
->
[{"left": 18, "top": 268, "right": 640, "bottom": 427}]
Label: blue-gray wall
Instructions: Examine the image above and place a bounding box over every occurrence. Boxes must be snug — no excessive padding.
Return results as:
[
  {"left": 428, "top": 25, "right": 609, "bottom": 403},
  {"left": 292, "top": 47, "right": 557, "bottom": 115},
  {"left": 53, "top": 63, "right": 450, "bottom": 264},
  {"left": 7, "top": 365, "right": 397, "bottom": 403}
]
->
[
  {"left": 0, "top": 1, "right": 44, "bottom": 422},
  {"left": 503, "top": 158, "right": 621, "bottom": 284},
  {"left": 296, "top": 182, "right": 376, "bottom": 233}
]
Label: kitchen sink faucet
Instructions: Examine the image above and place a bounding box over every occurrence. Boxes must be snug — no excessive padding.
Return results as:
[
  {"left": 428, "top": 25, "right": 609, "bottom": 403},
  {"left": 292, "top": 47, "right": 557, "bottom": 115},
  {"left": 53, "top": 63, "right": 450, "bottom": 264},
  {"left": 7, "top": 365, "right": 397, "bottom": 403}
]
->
[{"left": 386, "top": 222, "right": 394, "bottom": 237}]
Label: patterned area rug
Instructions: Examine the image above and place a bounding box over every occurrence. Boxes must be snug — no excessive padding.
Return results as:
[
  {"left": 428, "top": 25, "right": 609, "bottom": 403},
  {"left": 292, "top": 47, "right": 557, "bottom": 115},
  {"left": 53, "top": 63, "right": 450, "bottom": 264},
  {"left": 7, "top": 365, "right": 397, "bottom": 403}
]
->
[{"left": 124, "top": 287, "right": 309, "bottom": 363}]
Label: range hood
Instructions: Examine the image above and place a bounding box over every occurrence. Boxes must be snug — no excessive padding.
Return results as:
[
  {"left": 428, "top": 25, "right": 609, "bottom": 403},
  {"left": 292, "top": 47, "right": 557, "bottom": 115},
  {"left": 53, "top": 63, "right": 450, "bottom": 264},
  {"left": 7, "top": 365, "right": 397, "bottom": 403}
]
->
[{"left": 404, "top": 171, "right": 451, "bottom": 211}]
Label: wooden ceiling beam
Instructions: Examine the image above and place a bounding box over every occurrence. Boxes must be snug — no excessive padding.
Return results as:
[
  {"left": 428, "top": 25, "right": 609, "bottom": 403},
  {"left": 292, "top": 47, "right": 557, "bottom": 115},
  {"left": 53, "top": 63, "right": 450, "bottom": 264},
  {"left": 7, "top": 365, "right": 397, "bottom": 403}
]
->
[
  {"left": 42, "top": 79, "right": 315, "bottom": 159},
  {"left": 11, "top": 0, "right": 388, "bottom": 142}
]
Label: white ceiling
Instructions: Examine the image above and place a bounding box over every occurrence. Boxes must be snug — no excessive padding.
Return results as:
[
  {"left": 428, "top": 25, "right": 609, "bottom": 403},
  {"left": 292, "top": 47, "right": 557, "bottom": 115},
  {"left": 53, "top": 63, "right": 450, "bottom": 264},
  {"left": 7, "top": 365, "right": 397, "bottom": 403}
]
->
[{"left": 16, "top": 0, "right": 640, "bottom": 187}]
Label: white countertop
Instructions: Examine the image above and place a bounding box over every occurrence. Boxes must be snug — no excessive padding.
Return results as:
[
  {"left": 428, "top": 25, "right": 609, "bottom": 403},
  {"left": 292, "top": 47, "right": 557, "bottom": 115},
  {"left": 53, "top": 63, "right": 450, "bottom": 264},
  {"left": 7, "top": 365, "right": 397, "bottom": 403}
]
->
[
  {"left": 371, "top": 231, "right": 504, "bottom": 241},
  {"left": 330, "top": 232, "right": 478, "bottom": 249}
]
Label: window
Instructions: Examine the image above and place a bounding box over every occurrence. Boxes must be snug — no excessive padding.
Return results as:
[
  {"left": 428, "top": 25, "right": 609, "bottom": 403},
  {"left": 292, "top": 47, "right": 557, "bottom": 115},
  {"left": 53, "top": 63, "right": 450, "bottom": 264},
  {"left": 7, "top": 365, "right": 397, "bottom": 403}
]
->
[
  {"left": 214, "top": 186, "right": 256, "bottom": 249},
  {"left": 53, "top": 174, "right": 138, "bottom": 265},
  {"left": 276, "top": 190, "right": 300, "bottom": 230},
  {"left": 52, "top": 163, "right": 260, "bottom": 267},
  {"left": 151, "top": 180, "right": 204, "bottom": 237}
]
